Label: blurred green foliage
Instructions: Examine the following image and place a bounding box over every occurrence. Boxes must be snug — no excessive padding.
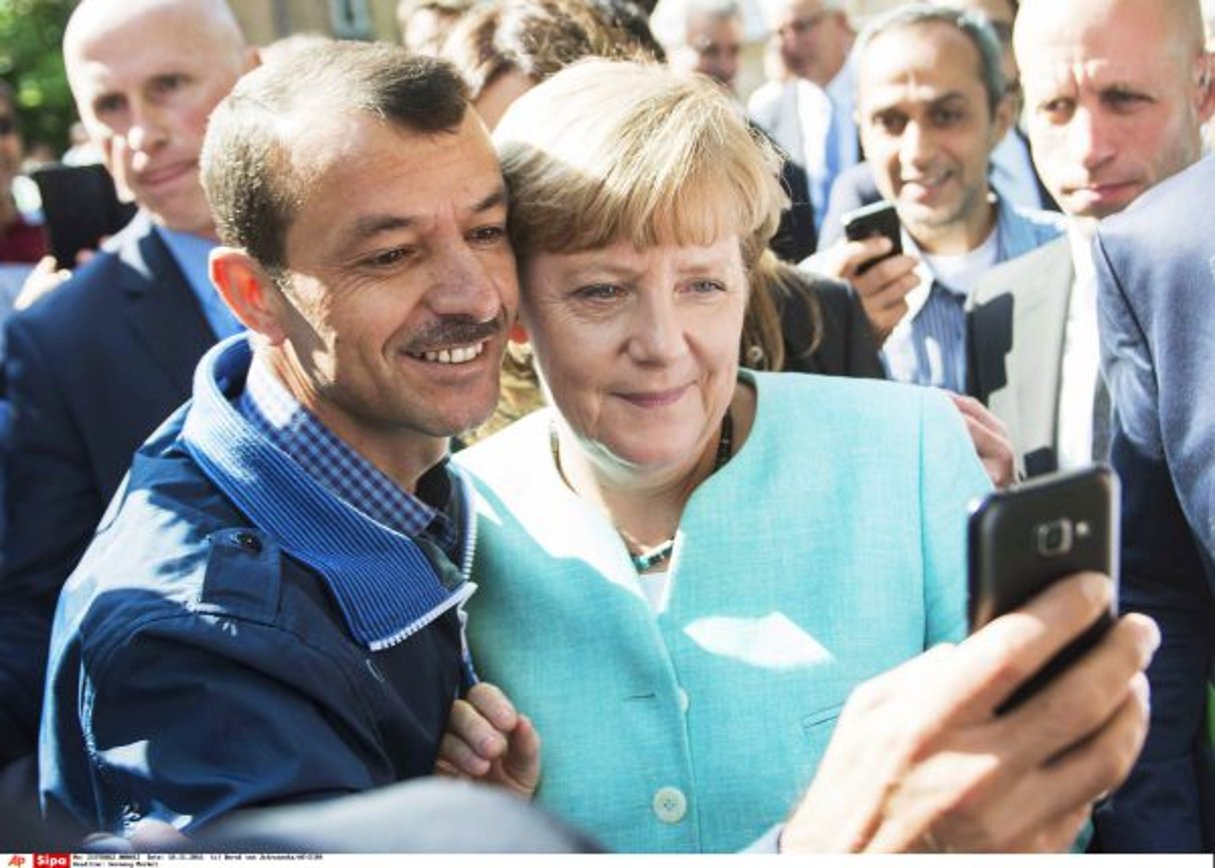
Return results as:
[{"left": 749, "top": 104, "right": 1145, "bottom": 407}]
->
[{"left": 0, "top": 0, "right": 74, "bottom": 155}]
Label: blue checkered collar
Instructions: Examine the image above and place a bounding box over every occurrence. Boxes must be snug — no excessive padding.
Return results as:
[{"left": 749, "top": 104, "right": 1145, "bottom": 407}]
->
[
  {"left": 180, "top": 335, "right": 477, "bottom": 652},
  {"left": 238, "top": 354, "right": 459, "bottom": 558}
]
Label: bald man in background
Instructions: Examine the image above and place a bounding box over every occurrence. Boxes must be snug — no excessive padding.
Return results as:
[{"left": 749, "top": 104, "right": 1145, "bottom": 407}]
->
[
  {"left": 0, "top": 0, "right": 257, "bottom": 774},
  {"left": 967, "top": 0, "right": 1214, "bottom": 848}
]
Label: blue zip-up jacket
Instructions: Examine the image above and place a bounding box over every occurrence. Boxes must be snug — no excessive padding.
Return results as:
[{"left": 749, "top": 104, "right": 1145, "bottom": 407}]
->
[{"left": 40, "top": 337, "right": 475, "bottom": 836}]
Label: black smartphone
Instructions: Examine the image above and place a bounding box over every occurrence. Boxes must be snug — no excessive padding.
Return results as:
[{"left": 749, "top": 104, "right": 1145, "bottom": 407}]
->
[
  {"left": 31, "top": 163, "right": 137, "bottom": 267},
  {"left": 842, "top": 200, "right": 902, "bottom": 275},
  {"left": 967, "top": 465, "right": 1119, "bottom": 711}
]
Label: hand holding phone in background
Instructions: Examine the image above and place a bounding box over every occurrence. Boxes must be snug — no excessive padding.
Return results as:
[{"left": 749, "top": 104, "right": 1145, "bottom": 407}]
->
[
  {"left": 15, "top": 256, "right": 72, "bottom": 311},
  {"left": 843, "top": 200, "right": 903, "bottom": 272},
  {"left": 31, "top": 163, "right": 135, "bottom": 270},
  {"left": 815, "top": 200, "right": 921, "bottom": 344}
]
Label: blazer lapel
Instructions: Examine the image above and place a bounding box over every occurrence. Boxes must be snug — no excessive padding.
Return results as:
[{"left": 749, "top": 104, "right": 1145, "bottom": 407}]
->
[
  {"left": 968, "top": 237, "right": 1074, "bottom": 474},
  {"left": 117, "top": 213, "right": 218, "bottom": 393}
]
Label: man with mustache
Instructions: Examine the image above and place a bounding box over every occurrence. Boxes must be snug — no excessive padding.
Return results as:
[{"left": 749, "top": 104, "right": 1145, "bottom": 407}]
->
[{"left": 39, "top": 42, "right": 539, "bottom": 837}]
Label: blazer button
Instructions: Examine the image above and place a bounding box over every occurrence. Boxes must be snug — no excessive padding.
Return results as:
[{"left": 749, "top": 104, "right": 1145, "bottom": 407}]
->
[
  {"left": 652, "top": 786, "right": 687, "bottom": 824},
  {"left": 234, "top": 531, "right": 262, "bottom": 554}
]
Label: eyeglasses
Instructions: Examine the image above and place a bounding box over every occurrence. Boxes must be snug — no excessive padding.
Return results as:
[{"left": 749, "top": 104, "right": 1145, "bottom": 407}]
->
[
  {"left": 777, "top": 10, "right": 829, "bottom": 39},
  {"left": 989, "top": 20, "right": 1014, "bottom": 47},
  {"left": 0, "top": 116, "right": 15, "bottom": 136},
  {"left": 692, "top": 38, "right": 742, "bottom": 59}
]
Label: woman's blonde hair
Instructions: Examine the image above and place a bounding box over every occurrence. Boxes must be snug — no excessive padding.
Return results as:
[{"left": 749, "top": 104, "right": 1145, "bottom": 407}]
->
[{"left": 494, "top": 58, "right": 787, "bottom": 275}]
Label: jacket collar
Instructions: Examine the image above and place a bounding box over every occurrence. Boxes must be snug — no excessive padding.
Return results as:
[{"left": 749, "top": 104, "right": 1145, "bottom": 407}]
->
[{"left": 180, "top": 335, "right": 475, "bottom": 652}]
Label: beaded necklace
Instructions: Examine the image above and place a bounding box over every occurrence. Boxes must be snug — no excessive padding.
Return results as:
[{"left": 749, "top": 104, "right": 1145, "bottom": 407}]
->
[{"left": 549, "top": 409, "right": 734, "bottom": 573}]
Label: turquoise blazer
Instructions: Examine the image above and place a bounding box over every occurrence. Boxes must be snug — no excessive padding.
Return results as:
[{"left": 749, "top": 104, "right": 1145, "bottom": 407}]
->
[{"left": 457, "top": 371, "right": 991, "bottom": 852}]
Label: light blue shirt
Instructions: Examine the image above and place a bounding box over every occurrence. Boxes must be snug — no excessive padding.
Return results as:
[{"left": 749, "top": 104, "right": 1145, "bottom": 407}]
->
[
  {"left": 156, "top": 226, "right": 244, "bottom": 339},
  {"left": 883, "top": 199, "right": 1063, "bottom": 392}
]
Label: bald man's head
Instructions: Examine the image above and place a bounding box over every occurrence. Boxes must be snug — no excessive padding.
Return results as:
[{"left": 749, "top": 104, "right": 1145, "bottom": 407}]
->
[
  {"left": 65, "top": 0, "right": 245, "bottom": 59},
  {"left": 1016, "top": 0, "right": 1213, "bottom": 218},
  {"left": 65, "top": 0, "right": 256, "bottom": 235}
]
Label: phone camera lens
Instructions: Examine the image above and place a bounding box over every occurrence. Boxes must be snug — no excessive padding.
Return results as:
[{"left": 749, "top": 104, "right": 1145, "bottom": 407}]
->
[{"left": 1036, "top": 519, "right": 1073, "bottom": 557}]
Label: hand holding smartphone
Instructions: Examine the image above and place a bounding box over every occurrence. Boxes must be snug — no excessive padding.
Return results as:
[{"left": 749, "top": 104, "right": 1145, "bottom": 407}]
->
[
  {"left": 842, "top": 200, "right": 902, "bottom": 275},
  {"left": 968, "top": 465, "right": 1119, "bottom": 711},
  {"left": 31, "top": 163, "right": 136, "bottom": 267}
]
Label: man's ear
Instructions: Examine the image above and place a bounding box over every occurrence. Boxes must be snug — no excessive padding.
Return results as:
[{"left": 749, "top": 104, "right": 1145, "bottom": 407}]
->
[
  {"left": 1195, "top": 52, "right": 1215, "bottom": 124},
  {"left": 243, "top": 45, "right": 262, "bottom": 74},
  {"left": 990, "top": 91, "right": 1015, "bottom": 147},
  {"left": 210, "top": 247, "right": 288, "bottom": 345}
]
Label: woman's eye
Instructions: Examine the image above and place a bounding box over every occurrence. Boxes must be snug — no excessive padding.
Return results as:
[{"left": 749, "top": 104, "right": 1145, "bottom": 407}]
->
[{"left": 685, "top": 279, "right": 726, "bottom": 295}]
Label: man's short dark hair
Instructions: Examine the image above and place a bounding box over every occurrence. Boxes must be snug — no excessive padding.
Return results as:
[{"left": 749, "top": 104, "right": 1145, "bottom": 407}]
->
[
  {"left": 857, "top": 3, "right": 1006, "bottom": 116},
  {"left": 201, "top": 41, "right": 469, "bottom": 274}
]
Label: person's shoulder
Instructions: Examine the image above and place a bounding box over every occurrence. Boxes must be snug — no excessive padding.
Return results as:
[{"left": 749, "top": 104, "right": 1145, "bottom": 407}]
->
[
  {"left": 974, "top": 234, "right": 1071, "bottom": 301},
  {"left": 1099, "top": 156, "right": 1212, "bottom": 252},
  {"left": 5, "top": 217, "right": 165, "bottom": 365},
  {"left": 748, "top": 375, "right": 970, "bottom": 475},
  {"left": 825, "top": 163, "right": 880, "bottom": 211},
  {"left": 5, "top": 230, "right": 144, "bottom": 339},
  {"left": 833, "top": 161, "right": 877, "bottom": 194},
  {"left": 1006, "top": 202, "right": 1066, "bottom": 242},
  {"left": 797, "top": 273, "right": 854, "bottom": 313},
  {"left": 747, "top": 79, "right": 795, "bottom": 123},
  {"left": 996, "top": 233, "right": 1070, "bottom": 269},
  {"left": 58, "top": 427, "right": 279, "bottom": 648},
  {"left": 454, "top": 410, "right": 551, "bottom": 485}
]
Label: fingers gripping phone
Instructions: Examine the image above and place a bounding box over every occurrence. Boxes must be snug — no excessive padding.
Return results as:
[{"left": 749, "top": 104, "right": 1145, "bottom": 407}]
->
[
  {"left": 968, "top": 465, "right": 1120, "bottom": 712},
  {"left": 842, "top": 200, "right": 902, "bottom": 275}
]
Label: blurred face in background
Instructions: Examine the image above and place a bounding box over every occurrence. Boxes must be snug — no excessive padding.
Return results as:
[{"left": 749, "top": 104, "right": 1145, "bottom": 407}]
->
[
  {"left": 858, "top": 21, "right": 1011, "bottom": 253},
  {"left": 766, "top": 0, "right": 851, "bottom": 87},
  {"left": 679, "top": 12, "right": 744, "bottom": 90},
  {"left": 0, "top": 94, "right": 23, "bottom": 201}
]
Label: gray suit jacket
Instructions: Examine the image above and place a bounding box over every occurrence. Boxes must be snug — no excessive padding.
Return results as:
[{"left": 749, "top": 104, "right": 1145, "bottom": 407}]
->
[
  {"left": 1091, "top": 156, "right": 1215, "bottom": 851},
  {"left": 966, "top": 235, "right": 1074, "bottom": 477}
]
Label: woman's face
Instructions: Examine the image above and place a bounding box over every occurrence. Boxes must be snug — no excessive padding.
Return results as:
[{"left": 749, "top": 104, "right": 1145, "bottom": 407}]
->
[{"left": 520, "top": 234, "right": 748, "bottom": 480}]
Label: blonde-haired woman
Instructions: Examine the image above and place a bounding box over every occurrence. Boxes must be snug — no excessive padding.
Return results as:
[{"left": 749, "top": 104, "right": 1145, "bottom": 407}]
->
[{"left": 453, "top": 60, "right": 991, "bottom": 851}]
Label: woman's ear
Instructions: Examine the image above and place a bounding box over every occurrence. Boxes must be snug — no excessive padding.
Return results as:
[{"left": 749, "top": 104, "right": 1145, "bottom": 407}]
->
[
  {"left": 508, "top": 319, "right": 530, "bottom": 344},
  {"left": 209, "top": 248, "right": 288, "bottom": 345}
]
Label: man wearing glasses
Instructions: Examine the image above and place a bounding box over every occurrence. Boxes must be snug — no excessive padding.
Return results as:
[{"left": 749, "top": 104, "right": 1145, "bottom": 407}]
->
[{"left": 748, "top": 0, "right": 859, "bottom": 233}]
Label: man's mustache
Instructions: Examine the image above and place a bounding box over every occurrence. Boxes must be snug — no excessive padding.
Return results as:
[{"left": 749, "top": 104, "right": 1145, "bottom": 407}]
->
[{"left": 403, "top": 313, "right": 507, "bottom": 353}]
